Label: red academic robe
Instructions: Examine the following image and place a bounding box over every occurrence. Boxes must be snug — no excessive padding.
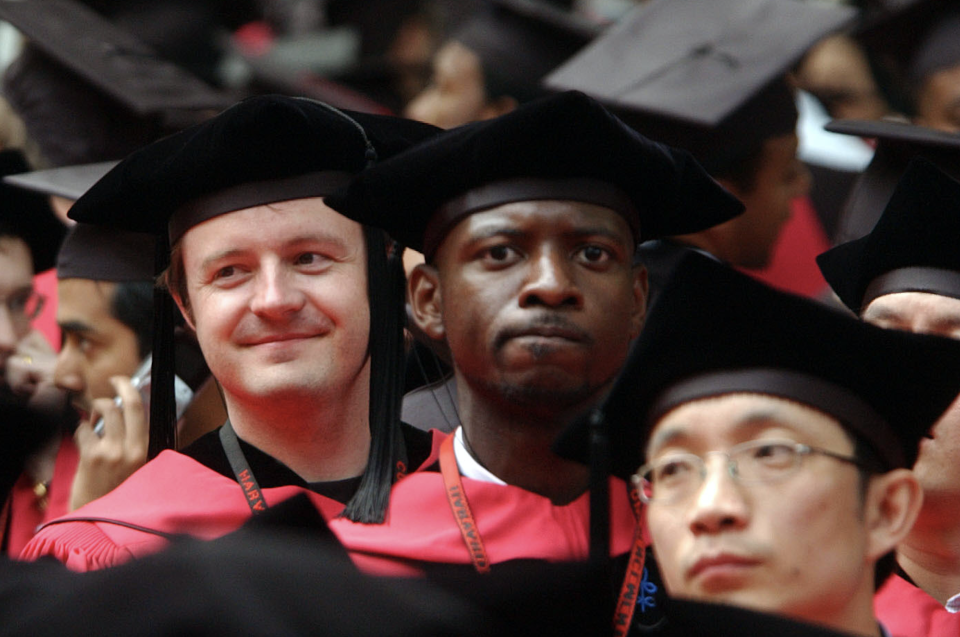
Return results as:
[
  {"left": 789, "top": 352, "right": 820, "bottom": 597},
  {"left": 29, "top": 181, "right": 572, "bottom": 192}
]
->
[
  {"left": 874, "top": 573, "right": 960, "bottom": 637},
  {"left": 329, "top": 466, "right": 641, "bottom": 577},
  {"left": 20, "top": 427, "right": 441, "bottom": 571},
  {"left": 3, "top": 435, "right": 79, "bottom": 557},
  {"left": 20, "top": 450, "right": 351, "bottom": 571}
]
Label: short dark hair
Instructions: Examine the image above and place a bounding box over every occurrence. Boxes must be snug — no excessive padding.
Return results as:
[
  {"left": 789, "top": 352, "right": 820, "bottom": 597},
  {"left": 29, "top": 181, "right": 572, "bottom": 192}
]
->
[
  {"left": 848, "top": 432, "right": 898, "bottom": 589},
  {"left": 109, "top": 281, "right": 155, "bottom": 359}
]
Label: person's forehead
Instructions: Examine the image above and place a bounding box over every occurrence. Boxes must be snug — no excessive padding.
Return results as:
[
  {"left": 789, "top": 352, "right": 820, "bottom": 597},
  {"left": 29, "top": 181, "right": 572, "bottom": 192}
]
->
[
  {"left": 181, "top": 197, "right": 363, "bottom": 252},
  {"left": 56, "top": 278, "right": 116, "bottom": 324},
  {"left": 645, "top": 393, "right": 846, "bottom": 454},
  {"left": 863, "top": 291, "right": 960, "bottom": 324},
  {"left": 446, "top": 199, "right": 633, "bottom": 241},
  {"left": 437, "top": 41, "right": 483, "bottom": 78},
  {"left": 0, "top": 235, "right": 34, "bottom": 285}
]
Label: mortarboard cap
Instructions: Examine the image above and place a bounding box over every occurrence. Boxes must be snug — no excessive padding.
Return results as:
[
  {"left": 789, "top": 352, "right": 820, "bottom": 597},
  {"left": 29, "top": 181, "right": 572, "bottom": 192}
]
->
[
  {"left": 1, "top": 160, "right": 156, "bottom": 282},
  {"left": 555, "top": 251, "right": 960, "bottom": 478},
  {"left": 325, "top": 90, "right": 745, "bottom": 257},
  {"left": 4, "top": 161, "right": 118, "bottom": 203},
  {"left": 0, "top": 0, "right": 232, "bottom": 166},
  {"left": 68, "top": 94, "right": 440, "bottom": 525},
  {"left": 56, "top": 224, "right": 156, "bottom": 283},
  {"left": 544, "top": 0, "right": 857, "bottom": 174},
  {"left": 451, "top": 0, "right": 602, "bottom": 103},
  {"left": 817, "top": 157, "right": 960, "bottom": 313},
  {"left": 0, "top": 149, "right": 66, "bottom": 273},
  {"left": 0, "top": 0, "right": 231, "bottom": 120},
  {"left": 826, "top": 118, "right": 960, "bottom": 243}
]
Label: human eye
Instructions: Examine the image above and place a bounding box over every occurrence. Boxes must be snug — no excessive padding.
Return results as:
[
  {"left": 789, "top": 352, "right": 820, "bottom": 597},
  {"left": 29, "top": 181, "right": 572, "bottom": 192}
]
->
[
  {"left": 740, "top": 441, "right": 798, "bottom": 475},
  {"left": 573, "top": 243, "right": 618, "bottom": 269},
  {"left": 7, "top": 289, "right": 31, "bottom": 313},
  {"left": 479, "top": 244, "right": 522, "bottom": 267},
  {"left": 652, "top": 456, "right": 697, "bottom": 483}
]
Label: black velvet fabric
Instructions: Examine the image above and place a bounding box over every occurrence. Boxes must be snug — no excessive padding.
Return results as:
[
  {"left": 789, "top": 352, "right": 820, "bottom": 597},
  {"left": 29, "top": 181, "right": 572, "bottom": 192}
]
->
[
  {"left": 817, "top": 158, "right": 960, "bottom": 313},
  {"left": 68, "top": 94, "right": 440, "bottom": 234},
  {"left": 325, "top": 90, "right": 745, "bottom": 254},
  {"left": 556, "top": 252, "right": 960, "bottom": 478},
  {"left": 56, "top": 224, "right": 156, "bottom": 282}
]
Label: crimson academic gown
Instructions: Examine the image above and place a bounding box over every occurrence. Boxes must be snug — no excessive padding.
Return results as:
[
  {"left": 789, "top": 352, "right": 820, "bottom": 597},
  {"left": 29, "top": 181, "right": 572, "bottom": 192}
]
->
[
  {"left": 874, "top": 573, "right": 960, "bottom": 637},
  {"left": 328, "top": 455, "right": 642, "bottom": 576},
  {"left": 3, "top": 435, "right": 79, "bottom": 557},
  {"left": 20, "top": 425, "right": 437, "bottom": 571}
]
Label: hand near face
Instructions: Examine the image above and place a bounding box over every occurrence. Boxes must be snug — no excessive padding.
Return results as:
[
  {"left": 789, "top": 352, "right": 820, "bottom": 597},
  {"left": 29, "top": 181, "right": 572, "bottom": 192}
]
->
[
  {"left": 69, "top": 376, "right": 148, "bottom": 511},
  {"left": 6, "top": 330, "right": 57, "bottom": 397}
]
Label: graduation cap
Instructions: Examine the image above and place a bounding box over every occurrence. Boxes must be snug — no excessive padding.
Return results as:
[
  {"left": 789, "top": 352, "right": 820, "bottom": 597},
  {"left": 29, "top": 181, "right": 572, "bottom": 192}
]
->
[
  {"left": 4, "top": 161, "right": 118, "bottom": 203},
  {"left": 325, "top": 90, "right": 745, "bottom": 257},
  {"left": 68, "top": 94, "right": 441, "bottom": 524},
  {"left": 826, "top": 118, "right": 960, "bottom": 243},
  {"left": 555, "top": 251, "right": 960, "bottom": 480},
  {"left": 450, "top": 0, "right": 602, "bottom": 103},
  {"left": 0, "top": 0, "right": 230, "bottom": 118},
  {"left": 544, "top": 0, "right": 857, "bottom": 174},
  {"left": 0, "top": 0, "right": 231, "bottom": 166},
  {"left": 817, "top": 158, "right": 960, "bottom": 313},
  {"left": 0, "top": 149, "right": 66, "bottom": 273}
]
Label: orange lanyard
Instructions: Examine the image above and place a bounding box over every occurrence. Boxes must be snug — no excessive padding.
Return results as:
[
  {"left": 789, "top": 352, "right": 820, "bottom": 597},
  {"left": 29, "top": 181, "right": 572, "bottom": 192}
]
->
[
  {"left": 439, "top": 434, "right": 491, "bottom": 573},
  {"left": 613, "top": 490, "right": 647, "bottom": 637},
  {"left": 440, "top": 432, "right": 647, "bottom": 634}
]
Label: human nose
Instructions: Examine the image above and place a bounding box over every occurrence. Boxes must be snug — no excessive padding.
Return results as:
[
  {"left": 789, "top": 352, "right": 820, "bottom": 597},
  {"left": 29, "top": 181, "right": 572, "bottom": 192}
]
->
[
  {"left": 687, "top": 455, "right": 750, "bottom": 535},
  {"left": 53, "top": 346, "right": 84, "bottom": 394},
  {"left": 518, "top": 248, "right": 583, "bottom": 309},
  {"left": 249, "top": 263, "right": 306, "bottom": 318}
]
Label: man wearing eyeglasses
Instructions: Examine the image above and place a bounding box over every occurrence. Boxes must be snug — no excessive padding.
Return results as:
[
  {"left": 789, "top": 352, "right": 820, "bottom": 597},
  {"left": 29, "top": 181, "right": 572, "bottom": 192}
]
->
[
  {"left": 556, "top": 252, "right": 960, "bottom": 636},
  {"left": 817, "top": 159, "right": 960, "bottom": 635}
]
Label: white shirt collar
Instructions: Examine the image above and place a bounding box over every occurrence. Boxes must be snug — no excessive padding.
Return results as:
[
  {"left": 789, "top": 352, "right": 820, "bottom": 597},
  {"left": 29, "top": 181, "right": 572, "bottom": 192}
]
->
[
  {"left": 453, "top": 427, "right": 506, "bottom": 485},
  {"left": 945, "top": 591, "right": 960, "bottom": 613}
]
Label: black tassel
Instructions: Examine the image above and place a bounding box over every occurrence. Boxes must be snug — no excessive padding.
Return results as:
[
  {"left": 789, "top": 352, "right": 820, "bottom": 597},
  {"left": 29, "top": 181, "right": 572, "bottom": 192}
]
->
[
  {"left": 148, "top": 234, "right": 177, "bottom": 459},
  {"left": 341, "top": 228, "right": 406, "bottom": 523}
]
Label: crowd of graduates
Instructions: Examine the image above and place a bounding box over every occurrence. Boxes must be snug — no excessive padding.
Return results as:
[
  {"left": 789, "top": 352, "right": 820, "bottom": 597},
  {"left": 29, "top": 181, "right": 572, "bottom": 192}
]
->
[{"left": 2, "top": 0, "right": 960, "bottom": 635}]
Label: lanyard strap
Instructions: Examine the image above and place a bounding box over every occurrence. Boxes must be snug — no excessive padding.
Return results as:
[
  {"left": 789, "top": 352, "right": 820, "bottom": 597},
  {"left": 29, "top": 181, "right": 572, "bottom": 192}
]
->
[
  {"left": 219, "top": 421, "right": 269, "bottom": 515},
  {"left": 439, "top": 434, "right": 491, "bottom": 573},
  {"left": 613, "top": 491, "right": 647, "bottom": 637}
]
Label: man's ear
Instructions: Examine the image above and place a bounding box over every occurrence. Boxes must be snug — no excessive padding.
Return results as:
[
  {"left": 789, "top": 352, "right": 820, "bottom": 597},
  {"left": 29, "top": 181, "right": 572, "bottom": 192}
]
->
[
  {"left": 408, "top": 263, "right": 445, "bottom": 341},
  {"left": 170, "top": 289, "right": 196, "bottom": 333},
  {"left": 863, "top": 468, "right": 923, "bottom": 562},
  {"left": 629, "top": 263, "right": 649, "bottom": 339}
]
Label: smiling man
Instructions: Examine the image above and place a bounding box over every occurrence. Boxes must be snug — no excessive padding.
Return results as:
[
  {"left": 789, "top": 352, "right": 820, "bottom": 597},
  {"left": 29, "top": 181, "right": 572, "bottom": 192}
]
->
[
  {"left": 555, "top": 252, "right": 960, "bottom": 636},
  {"left": 324, "top": 91, "right": 742, "bottom": 594},
  {"left": 20, "top": 95, "right": 441, "bottom": 570},
  {"left": 817, "top": 158, "right": 960, "bottom": 636}
]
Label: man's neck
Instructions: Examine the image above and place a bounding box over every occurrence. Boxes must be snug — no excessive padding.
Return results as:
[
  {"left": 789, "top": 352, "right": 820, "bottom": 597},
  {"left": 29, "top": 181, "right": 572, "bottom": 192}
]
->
[
  {"left": 224, "top": 390, "right": 370, "bottom": 483},
  {"left": 897, "top": 501, "right": 960, "bottom": 605},
  {"left": 456, "top": 382, "right": 590, "bottom": 505}
]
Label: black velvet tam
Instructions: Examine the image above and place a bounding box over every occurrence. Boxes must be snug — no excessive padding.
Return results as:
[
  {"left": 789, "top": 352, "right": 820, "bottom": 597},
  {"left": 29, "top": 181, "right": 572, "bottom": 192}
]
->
[
  {"left": 324, "top": 90, "right": 745, "bottom": 256},
  {"left": 555, "top": 251, "right": 960, "bottom": 478},
  {"left": 543, "top": 0, "right": 856, "bottom": 173},
  {"left": 826, "top": 118, "right": 960, "bottom": 244},
  {"left": 0, "top": 150, "right": 66, "bottom": 273},
  {"left": 818, "top": 158, "right": 960, "bottom": 313},
  {"left": 68, "top": 94, "right": 441, "bottom": 239}
]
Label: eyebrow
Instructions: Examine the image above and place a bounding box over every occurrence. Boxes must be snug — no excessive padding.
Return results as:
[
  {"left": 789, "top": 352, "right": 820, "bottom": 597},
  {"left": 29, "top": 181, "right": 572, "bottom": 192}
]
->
[
  {"left": 58, "top": 320, "right": 95, "bottom": 335},
  {"left": 465, "top": 225, "right": 632, "bottom": 246},
  {"left": 646, "top": 407, "right": 800, "bottom": 455},
  {"left": 198, "top": 234, "right": 353, "bottom": 271}
]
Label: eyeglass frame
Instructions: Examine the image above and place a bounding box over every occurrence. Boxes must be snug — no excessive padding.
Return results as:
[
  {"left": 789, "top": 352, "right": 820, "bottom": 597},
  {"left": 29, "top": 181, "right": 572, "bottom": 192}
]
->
[
  {"left": 631, "top": 438, "right": 869, "bottom": 505},
  {"left": 0, "top": 287, "right": 46, "bottom": 324}
]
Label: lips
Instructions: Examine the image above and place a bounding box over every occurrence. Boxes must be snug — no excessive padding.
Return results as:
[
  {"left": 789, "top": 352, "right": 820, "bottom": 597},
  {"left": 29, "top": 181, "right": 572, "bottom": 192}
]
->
[
  {"left": 240, "top": 332, "right": 323, "bottom": 346},
  {"left": 688, "top": 553, "right": 761, "bottom": 580},
  {"left": 495, "top": 317, "right": 592, "bottom": 349}
]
